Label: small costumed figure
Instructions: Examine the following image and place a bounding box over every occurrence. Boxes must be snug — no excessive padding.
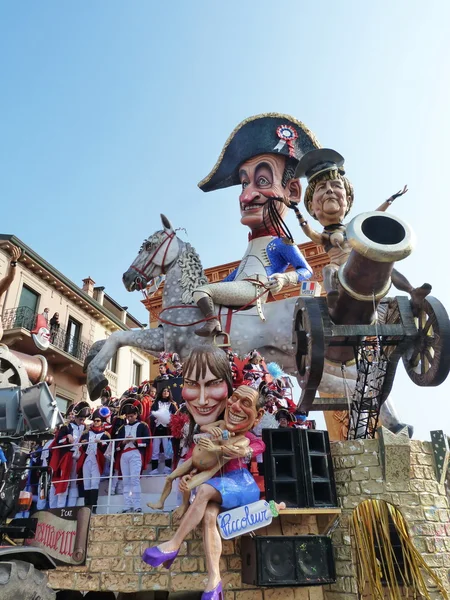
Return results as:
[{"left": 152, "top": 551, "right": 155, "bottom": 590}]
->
[
  {"left": 49, "top": 401, "right": 90, "bottom": 508},
  {"left": 275, "top": 409, "right": 296, "bottom": 428},
  {"left": 137, "top": 380, "right": 155, "bottom": 424},
  {"left": 77, "top": 409, "right": 110, "bottom": 513},
  {"left": 154, "top": 362, "right": 175, "bottom": 383},
  {"left": 170, "top": 353, "right": 183, "bottom": 377},
  {"left": 242, "top": 350, "right": 268, "bottom": 388},
  {"left": 150, "top": 387, "right": 177, "bottom": 473},
  {"left": 142, "top": 385, "right": 267, "bottom": 600},
  {"left": 293, "top": 148, "right": 431, "bottom": 306},
  {"left": 115, "top": 400, "right": 151, "bottom": 513}
]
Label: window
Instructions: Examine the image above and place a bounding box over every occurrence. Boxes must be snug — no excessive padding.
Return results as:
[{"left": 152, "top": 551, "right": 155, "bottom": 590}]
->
[
  {"left": 15, "top": 285, "right": 39, "bottom": 329},
  {"left": 55, "top": 395, "right": 71, "bottom": 416},
  {"left": 108, "top": 351, "right": 118, "bottom": 374},
  {"left": 65, "top": 317, "right": 82, "bottom": 357},
  {"left": 132, "top": 361, "right": 142, "bottom": 386}
]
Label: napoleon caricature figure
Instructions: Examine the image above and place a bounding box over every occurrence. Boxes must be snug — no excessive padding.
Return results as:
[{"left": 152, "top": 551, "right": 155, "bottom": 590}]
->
[{"left": 193, "top": 114, "right": 319, "bottom": 337}]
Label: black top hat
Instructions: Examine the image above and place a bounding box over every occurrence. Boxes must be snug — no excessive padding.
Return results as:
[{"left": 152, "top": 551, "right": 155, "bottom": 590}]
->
[
  {"left": 294, "top": 148, "right": 345, "bottom": 182},
  {"left": 198, "top": 113, "right": 320, "bottom": 192}
]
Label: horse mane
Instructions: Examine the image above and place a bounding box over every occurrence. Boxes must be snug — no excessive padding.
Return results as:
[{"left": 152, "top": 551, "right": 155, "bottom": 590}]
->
[{"left": 177, "top": 242, "right": 208, "bottom": 304}]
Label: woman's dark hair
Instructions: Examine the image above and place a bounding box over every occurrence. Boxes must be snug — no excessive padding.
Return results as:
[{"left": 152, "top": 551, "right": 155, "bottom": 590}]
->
[
  {"left": 156, "top": 386, "right": 173, "bottom": 402},
  {"left": 183, "top": 345, "right": 232, "bottom": 449}
]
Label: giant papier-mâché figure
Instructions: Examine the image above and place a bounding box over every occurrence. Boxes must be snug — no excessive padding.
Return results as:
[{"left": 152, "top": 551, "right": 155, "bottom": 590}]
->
[
  {"left": 293, "top": 148, "right": 431, "bottom": 307},
  {"left": 143, "top": 345, "right": 267, "bottom": 600},
  {"left": 193, "top": 113, "right": 319, "bottom": 337}
]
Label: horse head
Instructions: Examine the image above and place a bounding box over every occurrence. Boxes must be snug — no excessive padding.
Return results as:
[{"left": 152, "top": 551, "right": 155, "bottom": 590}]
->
[{"left": 122, "top": 214, "right": 181, "bottom": 292}]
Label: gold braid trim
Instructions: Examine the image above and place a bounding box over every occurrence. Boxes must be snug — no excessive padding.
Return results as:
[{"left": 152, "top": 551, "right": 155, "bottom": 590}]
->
[
  {"left": 352, "top": 499, "right": 449, "bottom": 599},
  {"left": 198, "top": 112, "right": 321, "bottom": 189}
]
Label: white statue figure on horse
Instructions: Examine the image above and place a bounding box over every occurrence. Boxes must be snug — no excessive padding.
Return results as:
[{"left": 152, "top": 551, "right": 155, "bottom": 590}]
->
[{"left": 84, "top": 113, "right": 413, "bottom": 435}]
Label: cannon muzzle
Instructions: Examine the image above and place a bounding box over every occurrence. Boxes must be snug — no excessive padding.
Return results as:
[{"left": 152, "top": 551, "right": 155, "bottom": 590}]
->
[{"left": 330, "top": 211, "right": 415, "bottom": 326}]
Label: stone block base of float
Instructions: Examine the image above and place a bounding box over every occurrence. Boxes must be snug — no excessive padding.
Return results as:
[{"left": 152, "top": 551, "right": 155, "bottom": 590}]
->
[
  {"left": 323, "top": 438, "right": 450, "bottom": 600},
  {"left": 48, "top": 438, "right": 450, "bottom": 600},
  {"left": 48, "top": 509, "right": 325, "bottom": 598}
]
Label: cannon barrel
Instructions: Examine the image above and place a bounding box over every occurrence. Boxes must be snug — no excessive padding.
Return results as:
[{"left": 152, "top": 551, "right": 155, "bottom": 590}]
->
[
  {"left": 327, "top": 211, "right": 415, "bottom": 363},
  {"left": 9, "top": 350, "right": 52, "bottom": 385}
]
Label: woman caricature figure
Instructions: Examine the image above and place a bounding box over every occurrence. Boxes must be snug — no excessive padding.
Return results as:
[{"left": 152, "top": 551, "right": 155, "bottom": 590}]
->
[{"left": 143, "top": 345, "right": 266, "bottom": 600}]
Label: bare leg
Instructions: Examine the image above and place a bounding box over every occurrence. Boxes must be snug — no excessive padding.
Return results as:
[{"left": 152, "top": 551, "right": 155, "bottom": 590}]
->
[
  {"left": 158, "top": 484, "right": 221, "bottom": 552},
  {"left": 172, "top": 490, "right": 190, "bottom": 521},
  {"left": 147, "top": 459, "right": 194, "bottom": 509},
  {"left": 203, "top": 502, "right": 222, "bottom": 592}
]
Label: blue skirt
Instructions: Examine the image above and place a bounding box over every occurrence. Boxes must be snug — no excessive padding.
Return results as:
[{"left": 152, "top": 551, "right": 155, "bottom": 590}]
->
[{"left": 206, "top": 468, "right": 260, "bottom": 509}]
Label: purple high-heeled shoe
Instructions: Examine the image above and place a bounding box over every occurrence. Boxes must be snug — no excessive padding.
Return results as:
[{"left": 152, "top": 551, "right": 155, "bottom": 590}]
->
[
  {"left": 201, "top": 581, "right": 223, "bottom": 600},
  {"left": 142, "top": 545, "right": 179, "bottom": 569}
]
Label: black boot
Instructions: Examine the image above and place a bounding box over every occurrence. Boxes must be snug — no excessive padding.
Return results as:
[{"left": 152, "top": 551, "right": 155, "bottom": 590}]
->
[
  {"left": 151, "top": 460, "right": 159, "bottom": 472},
  {"left": 91, "top": 489, "right": 99, "bottom": 514},
  {"left": 84, "top": 489, "right": 92, "bottom": 510},
  {"left": 165, "top": 459, "right": 172, "bottom": 472},
  {"left": 195, "top": 296, "right": 221, "bottom": 337}
]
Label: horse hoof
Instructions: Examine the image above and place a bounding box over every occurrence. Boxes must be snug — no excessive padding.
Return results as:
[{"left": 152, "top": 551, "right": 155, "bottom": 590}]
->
[{"left": 88, "top": 376, "right": 109, "bottom": 400}]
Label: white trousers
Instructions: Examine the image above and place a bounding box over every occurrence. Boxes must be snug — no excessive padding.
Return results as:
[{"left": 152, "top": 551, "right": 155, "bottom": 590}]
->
[
  {"left": 152, "top": 436, "right": 171, "bottom": 461},
  {"left": 83, "top": 455, "right": 101, "bottom": 490},
  {"left": 56, "top": 456, "right": 79, "bottom": 508},
  {"left": 120, "top": 450, "right": 142, "bottom": 510}
]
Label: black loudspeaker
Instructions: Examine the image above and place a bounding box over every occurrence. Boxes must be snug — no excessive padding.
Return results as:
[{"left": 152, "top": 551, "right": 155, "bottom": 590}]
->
[
  {"left": 0, "top": 387, "right": 21, "bottom": 433},
  {"left": 20, "top": 382, "right": 64, "bottom": 432},
  {"left": 263, "top": 428, "right": 337, "bottom": 508},
  {"left": 241, "top": 535, "right": 336, "bottom": 587}
]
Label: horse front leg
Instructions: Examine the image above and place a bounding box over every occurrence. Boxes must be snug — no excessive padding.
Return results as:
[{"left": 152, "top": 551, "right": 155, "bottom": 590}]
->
[{"left": 87, "top": 328, "right": 165, "bottom": 399}]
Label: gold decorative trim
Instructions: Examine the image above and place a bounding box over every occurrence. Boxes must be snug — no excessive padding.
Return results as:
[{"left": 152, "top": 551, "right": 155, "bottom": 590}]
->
[
  {"left": 198, "top": 112, "right": 321, "bottom": 189},
  {"left": 338, "top": 264, "right": 392, "bottom": 302}
]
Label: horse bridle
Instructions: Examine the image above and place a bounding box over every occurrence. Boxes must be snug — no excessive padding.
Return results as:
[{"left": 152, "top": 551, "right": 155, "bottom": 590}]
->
[{"left": 131, "top": 231, "right": 176, "bottom": 286}]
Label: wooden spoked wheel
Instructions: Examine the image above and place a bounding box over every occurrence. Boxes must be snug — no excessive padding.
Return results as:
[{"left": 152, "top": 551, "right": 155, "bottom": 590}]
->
[
  {"left": 0, "top": 346, "right": 30, "bottom": 389},
  {"left": 402, "top": 296, "right": 450, "bottom": 387},
  {"left": 292, "top": 297, "right": 326, "bottom": 409}
]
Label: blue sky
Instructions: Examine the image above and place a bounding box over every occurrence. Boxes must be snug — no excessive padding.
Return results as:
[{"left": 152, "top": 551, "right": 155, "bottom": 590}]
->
[{"left": 1, "top": 1, "right": 449, "bottom": 439}]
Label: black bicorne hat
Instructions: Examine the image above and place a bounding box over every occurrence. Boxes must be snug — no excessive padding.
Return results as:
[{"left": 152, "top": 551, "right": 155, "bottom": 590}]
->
[
  {"left": 275, "top": 410, "right": 295, "bottom": 423},
  {"left": 119, "top": 399, "right": 142, "bottom": 416},
  {"left": 198, "top": 113, "right": 320, "bottom": 192},
  {"left": 294, "top": 148, "right": 345, "bottom": 182},
  {"left": 73, "top": 401, "right": 91, "bottom": 418}
]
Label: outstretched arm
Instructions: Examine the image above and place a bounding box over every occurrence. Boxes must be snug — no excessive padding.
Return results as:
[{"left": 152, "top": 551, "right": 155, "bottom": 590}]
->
[
  {"left": 0, "top": 245, "right": 22, "bottom": 298},
  {"left": 376, "top": 185, "right": 408, "bottom": 212}
]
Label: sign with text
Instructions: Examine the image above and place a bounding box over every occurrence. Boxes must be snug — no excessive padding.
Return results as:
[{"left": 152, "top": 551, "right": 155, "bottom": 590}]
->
[
  {"left": 217, "top": 500, "right": 278, "bottom": 540},
  {"left": 25, "top": 506, "right": 91, "bottom": 565}
]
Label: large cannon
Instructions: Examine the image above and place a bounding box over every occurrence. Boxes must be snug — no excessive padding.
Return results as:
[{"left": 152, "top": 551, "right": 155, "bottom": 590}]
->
[{"left": 292, "top": 211, "right": 450, "bottom": 437}]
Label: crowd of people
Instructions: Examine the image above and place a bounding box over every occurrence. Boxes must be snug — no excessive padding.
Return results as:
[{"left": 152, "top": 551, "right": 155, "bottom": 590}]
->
[{"left": 27, "top": 350, "right": 314, "bottom": 514}]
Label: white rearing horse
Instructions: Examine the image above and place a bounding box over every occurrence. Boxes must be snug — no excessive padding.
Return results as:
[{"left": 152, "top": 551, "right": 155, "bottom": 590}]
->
[
  {"left": 84, "top": 215, "right": 410, "bottom": 436},
  {"left": 85, "top": 214, "right": 301, "bottom": 399}
]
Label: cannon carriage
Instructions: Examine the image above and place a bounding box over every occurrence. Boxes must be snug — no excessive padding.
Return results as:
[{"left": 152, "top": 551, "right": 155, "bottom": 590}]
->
[{"left": 292, "top": 211, "right": 450, "bottom": 439}]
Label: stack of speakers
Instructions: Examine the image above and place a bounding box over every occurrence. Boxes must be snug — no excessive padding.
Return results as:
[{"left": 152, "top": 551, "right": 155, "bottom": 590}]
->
[
  {"left": 262, "top": 428, "right": 337, "bottom": 508},
  {"left": 241, "top": 428, "right": 337, "bottom": 587}
]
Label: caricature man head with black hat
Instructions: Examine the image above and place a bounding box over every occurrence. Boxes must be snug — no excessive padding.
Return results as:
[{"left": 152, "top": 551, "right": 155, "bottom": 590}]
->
[
  {"left": 199, "top": 113, "right": 320, "bottom": 237},
  {"left": 193, "top": 113, "right": 319, "bottom": 337}
]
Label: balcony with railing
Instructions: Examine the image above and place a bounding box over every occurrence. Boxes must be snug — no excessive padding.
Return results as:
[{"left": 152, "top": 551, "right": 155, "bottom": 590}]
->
[{"left": 1, "top": 306, "right": 91, "bottom": 364}]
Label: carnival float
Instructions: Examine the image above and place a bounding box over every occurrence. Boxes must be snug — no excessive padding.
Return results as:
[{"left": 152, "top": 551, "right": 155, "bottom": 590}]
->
[{"left": 74, "top": 114, "right": 450, "bottom": 598}]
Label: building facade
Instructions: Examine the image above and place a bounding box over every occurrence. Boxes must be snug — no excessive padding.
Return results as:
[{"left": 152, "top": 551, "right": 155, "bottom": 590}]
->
[
  {"left": 141, "top": 240, "right": 329, "bottom": 379},
  {"left": 0, "top": 235, "right": 151, "bottom": 412}
]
